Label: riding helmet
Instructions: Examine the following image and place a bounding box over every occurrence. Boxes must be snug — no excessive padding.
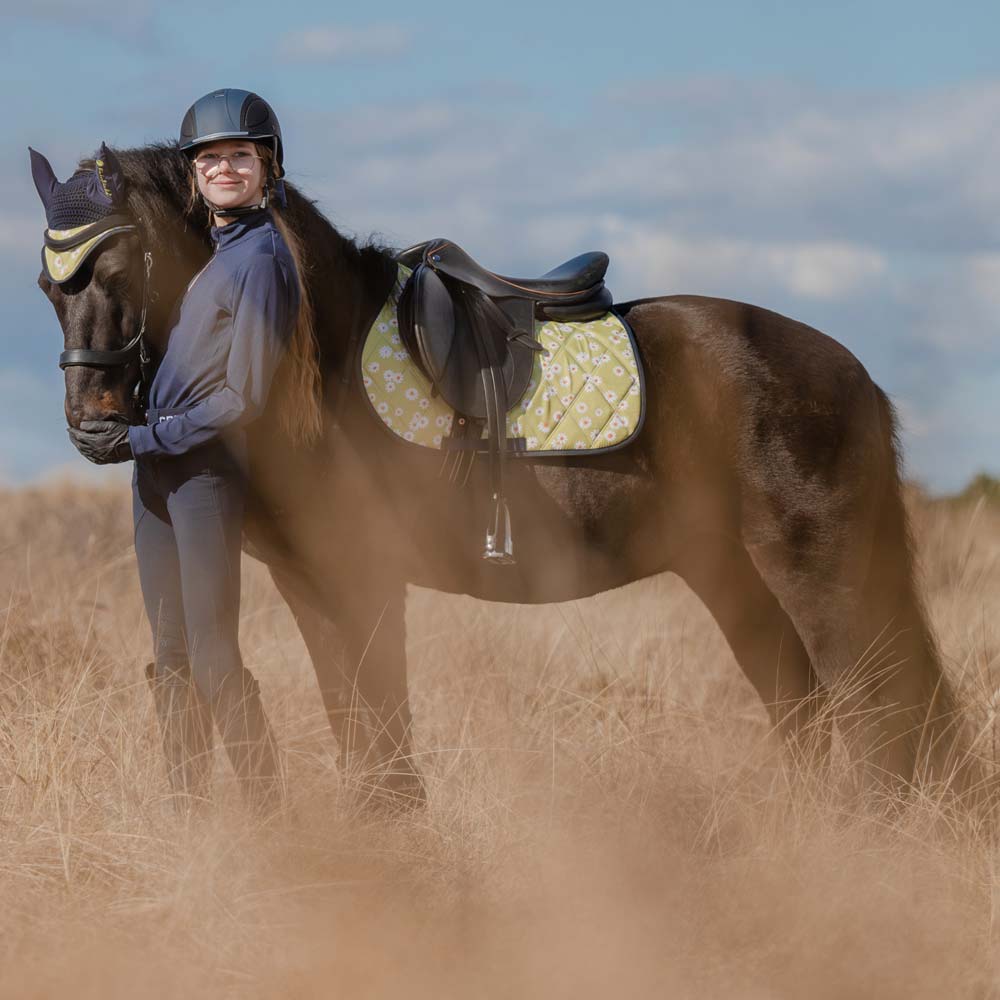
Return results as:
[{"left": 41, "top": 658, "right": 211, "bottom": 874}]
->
[{"left": 179, "top": 89, "right": 284, "bottom": 176}]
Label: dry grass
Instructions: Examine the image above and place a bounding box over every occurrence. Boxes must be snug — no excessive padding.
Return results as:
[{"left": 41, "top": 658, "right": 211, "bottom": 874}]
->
[{"left": 1, "top": 477, "right": 1000, "bottom": 997}]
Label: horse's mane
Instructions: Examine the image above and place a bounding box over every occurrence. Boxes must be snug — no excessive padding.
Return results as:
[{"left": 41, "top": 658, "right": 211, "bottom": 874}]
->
[{"left": 87, "top": 142, "right": 398, "bottom": 446}]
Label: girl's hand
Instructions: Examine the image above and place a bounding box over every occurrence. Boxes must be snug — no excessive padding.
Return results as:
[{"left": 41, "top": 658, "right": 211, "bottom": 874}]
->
[{"left": 68, "top": 420, "right": 133, "bottom": 464}]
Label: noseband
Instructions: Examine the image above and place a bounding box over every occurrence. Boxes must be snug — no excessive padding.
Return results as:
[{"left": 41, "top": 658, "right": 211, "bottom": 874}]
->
[{"left": 44, "top": 219, "right": 155, "bottom": 408}]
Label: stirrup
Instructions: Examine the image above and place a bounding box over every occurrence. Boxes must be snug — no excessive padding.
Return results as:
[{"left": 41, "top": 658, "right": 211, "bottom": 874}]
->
[{"left": 483, "top": 494, "right": 515, "bottom": 564}]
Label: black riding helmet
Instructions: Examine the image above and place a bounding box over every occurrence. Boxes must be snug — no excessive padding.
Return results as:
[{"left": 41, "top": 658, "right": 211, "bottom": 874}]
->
[{"left": 180, "top": 88, "right": 284, "bottom": 176}]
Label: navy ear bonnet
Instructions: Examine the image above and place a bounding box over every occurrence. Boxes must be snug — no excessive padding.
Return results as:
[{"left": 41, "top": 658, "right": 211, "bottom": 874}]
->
[
  {"left": 29, "top": 142, "right": 127, "bottom": 230},
  {"left": 29, "top": 143, "right": 136, "bottom": 282}
]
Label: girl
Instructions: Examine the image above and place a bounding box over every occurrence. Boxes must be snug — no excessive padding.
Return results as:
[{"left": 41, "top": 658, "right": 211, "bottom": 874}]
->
[{"left": 71, "top": 89, "right": 317, "bottom": 812}]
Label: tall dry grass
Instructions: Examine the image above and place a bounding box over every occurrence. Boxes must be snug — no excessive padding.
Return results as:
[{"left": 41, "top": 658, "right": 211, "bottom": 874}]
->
[{"left": 1, "top": 477, "right": 999, "bottom": 997}]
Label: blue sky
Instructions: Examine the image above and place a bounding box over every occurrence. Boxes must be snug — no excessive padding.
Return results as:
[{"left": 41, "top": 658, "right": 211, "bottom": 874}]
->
[{"left": 2, "top": 0, "right": 999, "bottom": 491}]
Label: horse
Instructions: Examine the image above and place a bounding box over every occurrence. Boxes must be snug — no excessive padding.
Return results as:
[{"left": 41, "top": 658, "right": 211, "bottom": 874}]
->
[{"left": 31, "top": 142, "right": 971, "bottom": 799}]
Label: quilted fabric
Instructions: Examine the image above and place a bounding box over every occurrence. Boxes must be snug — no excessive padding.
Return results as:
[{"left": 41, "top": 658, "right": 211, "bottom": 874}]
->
[
  {"left": 42, "top": 222, "right": 136, "bottom": 283},
  {"left": 361, "top": 265, "right": 643, "bottom": 455}
]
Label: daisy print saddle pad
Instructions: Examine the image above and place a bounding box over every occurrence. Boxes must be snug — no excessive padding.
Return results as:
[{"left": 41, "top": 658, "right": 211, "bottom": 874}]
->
[{"left": 360, "top": 264, "right": 645, "bottom": 457}]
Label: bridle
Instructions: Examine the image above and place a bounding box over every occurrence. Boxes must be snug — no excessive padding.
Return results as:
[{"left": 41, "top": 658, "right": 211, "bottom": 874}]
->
[{"left": 47, "top": 219, "right": 155, "bottom": 409}]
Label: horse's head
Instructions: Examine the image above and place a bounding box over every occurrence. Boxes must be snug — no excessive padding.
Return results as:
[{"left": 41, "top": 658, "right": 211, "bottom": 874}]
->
[
  {"left": 31, "top": 143, "right": 160, "bottom": 429},
  {"left": 31, "top": 144, "right": 215, "bottom": 427}
]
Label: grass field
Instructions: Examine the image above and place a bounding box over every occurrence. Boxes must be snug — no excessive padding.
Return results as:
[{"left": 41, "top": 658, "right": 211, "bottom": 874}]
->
[{"left": 1, "top": 477, "right": 999, "bottom": 998}]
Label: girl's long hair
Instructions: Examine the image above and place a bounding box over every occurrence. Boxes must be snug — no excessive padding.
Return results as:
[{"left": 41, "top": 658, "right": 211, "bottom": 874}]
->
[{"left": 188, "top": 146, "right": 323, "bottom": 446}]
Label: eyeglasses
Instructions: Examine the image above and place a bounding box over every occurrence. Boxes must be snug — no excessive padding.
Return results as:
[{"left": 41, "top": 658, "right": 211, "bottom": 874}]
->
[{"left": 193, "top": 152, "right": 262, "bottom": 175}]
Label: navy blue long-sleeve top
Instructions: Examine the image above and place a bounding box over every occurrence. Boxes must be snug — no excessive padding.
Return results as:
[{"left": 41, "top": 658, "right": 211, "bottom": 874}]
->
[{"left": 128, "top": 209, "right": 299, "bottom": 459}]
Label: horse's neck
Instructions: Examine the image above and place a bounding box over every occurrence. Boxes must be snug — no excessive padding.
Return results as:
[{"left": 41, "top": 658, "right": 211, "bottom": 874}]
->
[{"left": 306, "top": 225, "right": 397, "bottom": 377}]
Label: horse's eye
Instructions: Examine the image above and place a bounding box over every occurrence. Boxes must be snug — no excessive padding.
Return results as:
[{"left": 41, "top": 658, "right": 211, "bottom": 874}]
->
[{"left": 99, "top": 273, "right": 129, "bottom": 296}]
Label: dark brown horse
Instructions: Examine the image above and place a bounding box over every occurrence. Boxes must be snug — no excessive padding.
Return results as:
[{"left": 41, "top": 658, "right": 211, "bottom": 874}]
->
[{"left": 34, "top": 143, "right": 968, "bottom": 796}]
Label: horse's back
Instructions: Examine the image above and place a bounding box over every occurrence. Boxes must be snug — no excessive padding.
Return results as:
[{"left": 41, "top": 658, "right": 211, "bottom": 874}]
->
[{"left": 618, "top": 293, "right": 887, "bottom": 531}]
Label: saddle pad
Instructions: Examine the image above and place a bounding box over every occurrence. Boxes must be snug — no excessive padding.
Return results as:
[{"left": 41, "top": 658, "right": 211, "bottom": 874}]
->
[
  {"left": 361, "top": 264, "right": 645, "bottom": 458},
  {"left": 360, "top": 265, "right": 644, "bottom": 456}
]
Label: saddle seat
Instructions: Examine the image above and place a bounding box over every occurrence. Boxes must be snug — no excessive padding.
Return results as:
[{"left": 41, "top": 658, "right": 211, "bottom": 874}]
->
[{"left": 399, "top": 239, "right": 610, "bottom": 300}]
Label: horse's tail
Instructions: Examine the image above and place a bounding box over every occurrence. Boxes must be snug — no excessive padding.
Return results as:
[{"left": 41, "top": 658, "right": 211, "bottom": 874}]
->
[{"left": 865, "top": 386, "right": 977, "bottom": 793}]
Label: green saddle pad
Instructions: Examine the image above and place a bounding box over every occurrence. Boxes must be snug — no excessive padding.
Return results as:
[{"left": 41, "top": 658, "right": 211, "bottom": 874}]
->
[{"left": 360, "top": 264, "right": 645, "bottom": 456}]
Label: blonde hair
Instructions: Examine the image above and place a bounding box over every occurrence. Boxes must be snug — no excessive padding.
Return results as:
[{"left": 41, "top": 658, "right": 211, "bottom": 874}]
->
[{"left": 187, "top": 146, "right": 323, "bottom": 446}]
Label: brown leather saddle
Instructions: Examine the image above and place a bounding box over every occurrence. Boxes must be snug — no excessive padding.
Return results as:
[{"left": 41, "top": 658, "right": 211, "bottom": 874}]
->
[{"left": 394, "top": 239, "right": 614, "bottom": 564}]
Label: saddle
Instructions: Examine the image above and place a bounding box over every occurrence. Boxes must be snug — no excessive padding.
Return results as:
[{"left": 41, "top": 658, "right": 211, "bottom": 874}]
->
[{"left": 394, "top": 239, "right": 614, "bottom": 564}]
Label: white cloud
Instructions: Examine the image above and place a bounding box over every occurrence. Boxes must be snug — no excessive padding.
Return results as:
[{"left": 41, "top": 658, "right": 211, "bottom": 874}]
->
[
  {"left": 594, "top": 218, "right": 887, "bottom": 302},
  {"left": 1, "top": 0, "right": 155, "bottom": 41},
  {"left": 279, "top": 23, "right": 410, "bottom": 62}
]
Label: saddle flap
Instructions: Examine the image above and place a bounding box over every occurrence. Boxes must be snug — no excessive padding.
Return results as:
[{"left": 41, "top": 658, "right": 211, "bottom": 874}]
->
[{"left": 411, "top": 264, "right": 456, "bottom": 384}]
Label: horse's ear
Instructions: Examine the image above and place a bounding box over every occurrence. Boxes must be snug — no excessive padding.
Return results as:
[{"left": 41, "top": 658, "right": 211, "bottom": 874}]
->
[
  {"left": 29, "top": 147, "right": 59, "bottom": 210},
  {"left": 92, "top": 142, "right": 126, "bottom": 207}
]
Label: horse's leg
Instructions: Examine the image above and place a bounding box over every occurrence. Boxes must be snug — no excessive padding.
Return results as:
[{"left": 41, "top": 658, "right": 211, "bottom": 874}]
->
[
  {"left": 670, "top": 532, "right": 828, "bottom": 758},
  {"left": 267, "top": 565, "right": 374, "bottom": 769},
  {"left": 331, "top": 586, "right": 424, "bottom": 805},
  {"left": 269, "top": 566, "right": 424, "bottom": 806},
  {"left": 738, "top": 410, "right": 953, "bottom": 789}
]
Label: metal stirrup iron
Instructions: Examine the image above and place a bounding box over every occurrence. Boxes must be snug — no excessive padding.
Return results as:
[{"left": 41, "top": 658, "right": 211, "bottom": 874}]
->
[{"left": 484, "top": 493, "right": 514, "bottom": 563}]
